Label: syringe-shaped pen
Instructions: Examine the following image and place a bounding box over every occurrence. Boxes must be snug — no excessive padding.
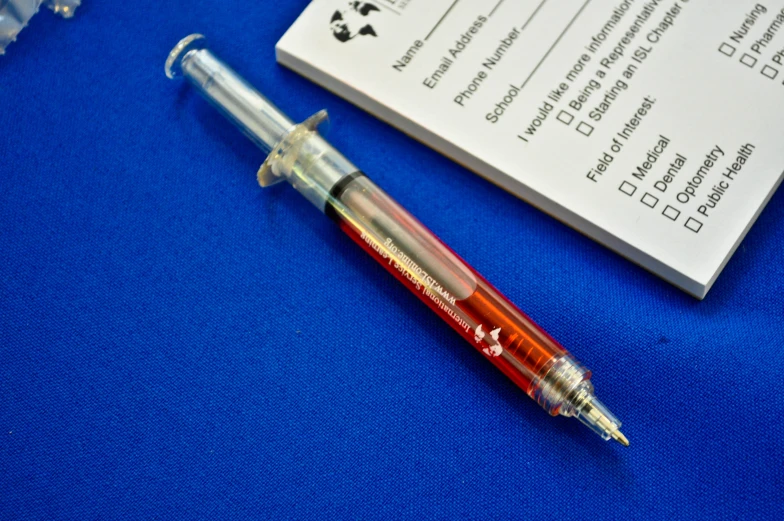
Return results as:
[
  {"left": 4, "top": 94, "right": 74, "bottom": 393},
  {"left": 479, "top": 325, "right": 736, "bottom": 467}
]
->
[{"left": 165, "top": 34, "right": 629, "bottom": 446}]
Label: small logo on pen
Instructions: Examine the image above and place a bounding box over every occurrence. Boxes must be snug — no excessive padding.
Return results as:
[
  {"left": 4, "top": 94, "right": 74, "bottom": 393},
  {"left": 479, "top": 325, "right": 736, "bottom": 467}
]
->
[
  {"left": 475, "top": 324, "right": 503, "bottom": 358},
  {"left": 330, "top": 2, "right": 381, "bottom": 43}
]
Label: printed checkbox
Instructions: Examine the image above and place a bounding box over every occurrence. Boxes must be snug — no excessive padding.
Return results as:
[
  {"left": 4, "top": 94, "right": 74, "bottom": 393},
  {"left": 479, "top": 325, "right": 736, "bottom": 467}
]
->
[
  {"left": 685, "top": 217, "right": 703, "bottom": 233},
  {"left": 761, "top": 65, "right": 779, "bottom": 79},
  {"left": 619, "top": 181, "right": 637, "bottom": 196},
  {"left": 576, "top": 122, "right": 594, "bottom": 136},
  {"left": 641, "top": 193, "right": 659, "bottom": 208},
  {"left": 662, "top": 205, "right": 681, "bottom": 221},
  {"left": 719, "top": 43, "right": 736, "bottom": 57},
  {"left": 557, "top": 110, "right": 574, "bottom": 125},
  {"left": 740, "top": 53, "right": 757, "bottom": 68}
]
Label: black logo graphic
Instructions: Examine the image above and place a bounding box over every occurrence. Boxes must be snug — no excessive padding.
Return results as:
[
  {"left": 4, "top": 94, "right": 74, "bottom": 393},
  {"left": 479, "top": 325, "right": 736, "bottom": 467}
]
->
[{"left": 330, "top": 2, "right": 381, "bottom": 43}]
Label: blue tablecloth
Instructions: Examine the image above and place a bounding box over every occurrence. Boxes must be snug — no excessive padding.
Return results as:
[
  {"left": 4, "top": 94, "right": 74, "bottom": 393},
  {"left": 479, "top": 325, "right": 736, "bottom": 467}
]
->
[{"left": 2, "top": 1, "right": 782, "bottom": 519}]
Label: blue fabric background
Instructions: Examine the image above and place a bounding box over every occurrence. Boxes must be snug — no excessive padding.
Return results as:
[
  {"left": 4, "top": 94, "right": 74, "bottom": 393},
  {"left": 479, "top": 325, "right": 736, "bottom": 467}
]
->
[{"left": 1, "top": 1, "right": 782, "bottom": 519}]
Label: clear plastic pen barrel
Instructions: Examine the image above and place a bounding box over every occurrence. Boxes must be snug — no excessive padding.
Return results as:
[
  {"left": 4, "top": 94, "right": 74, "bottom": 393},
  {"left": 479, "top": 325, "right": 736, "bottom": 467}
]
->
[{"left": 166, "top": 35, "right": 628, "bottom": 445}]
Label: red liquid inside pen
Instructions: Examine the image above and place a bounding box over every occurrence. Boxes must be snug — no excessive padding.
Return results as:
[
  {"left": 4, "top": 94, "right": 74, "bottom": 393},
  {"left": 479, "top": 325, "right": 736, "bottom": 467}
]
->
[{"left": 332, "top": 175, "right": 573, "bottom": 403}]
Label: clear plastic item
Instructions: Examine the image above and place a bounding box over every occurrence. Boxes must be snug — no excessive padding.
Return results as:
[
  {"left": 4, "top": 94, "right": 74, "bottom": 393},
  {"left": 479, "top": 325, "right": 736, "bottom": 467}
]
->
[
  {"left": 45, "top": 0, "right": 80, "bottom": 19},
  {"left": 0, "top": 0, "right": 80, "bottom": 55},
  {"left": 166, "top": 34, "right": 629, "bottom": 446},
  {"left": 0, "top": 0, "right": 41, "bottom": 54}
]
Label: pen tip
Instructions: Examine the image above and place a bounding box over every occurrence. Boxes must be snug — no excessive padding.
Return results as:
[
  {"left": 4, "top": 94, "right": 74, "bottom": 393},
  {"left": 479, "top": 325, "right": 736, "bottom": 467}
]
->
[{"left": 612, "top": 431, "right": 630, "bottom": 447}]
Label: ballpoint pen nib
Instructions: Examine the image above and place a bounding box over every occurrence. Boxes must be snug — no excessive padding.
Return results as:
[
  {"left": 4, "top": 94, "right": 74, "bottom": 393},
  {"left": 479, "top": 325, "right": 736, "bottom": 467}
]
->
[
  {"left": 573, "top": 393, "right": 629, "bottom": 446},
  {"left": 612, "top": 431, "right": 630, "bottom": 447}
]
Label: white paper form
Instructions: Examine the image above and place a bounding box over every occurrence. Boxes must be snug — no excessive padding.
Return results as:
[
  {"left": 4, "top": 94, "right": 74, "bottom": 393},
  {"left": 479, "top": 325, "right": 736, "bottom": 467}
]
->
[{"left": 278, "top": 0, "right": 784, "bottom": 298}]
